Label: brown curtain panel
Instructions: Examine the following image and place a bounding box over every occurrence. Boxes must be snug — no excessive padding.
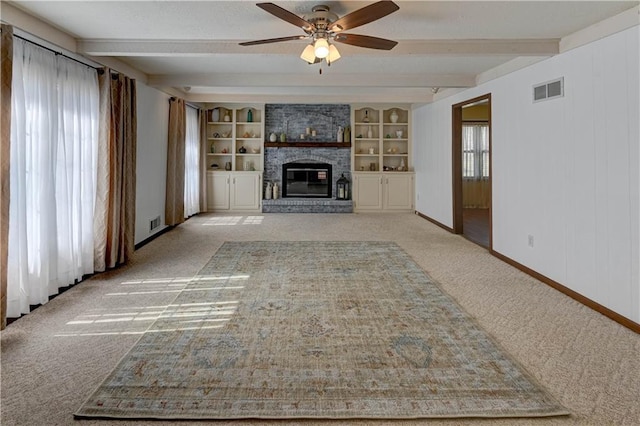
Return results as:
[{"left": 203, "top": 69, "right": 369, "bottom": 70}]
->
[
  {"left": 94, "top": 69, "right": 137, "bottom": 271},
  {"left": 198, "top": 109, "right": 208, "bottom": 212},
  {"left": 165, "top": 97, "right": 186, "bottom": 226},
  {"left": 0, "top": 24, "right": 13, "bottom": 329}
]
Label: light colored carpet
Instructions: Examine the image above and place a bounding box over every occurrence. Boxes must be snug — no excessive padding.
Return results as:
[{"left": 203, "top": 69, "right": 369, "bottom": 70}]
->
[
  {"left": 75, "top": 241, "right": 567, "bottom": 420},
  {"left": 2, "top": 213, "right": 640, "bottom": 425}
]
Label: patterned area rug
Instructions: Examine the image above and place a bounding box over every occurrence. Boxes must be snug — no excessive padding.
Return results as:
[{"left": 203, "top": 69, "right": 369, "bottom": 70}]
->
[{"left": 75, "top": 241, "right": 569, "bottom": 420}]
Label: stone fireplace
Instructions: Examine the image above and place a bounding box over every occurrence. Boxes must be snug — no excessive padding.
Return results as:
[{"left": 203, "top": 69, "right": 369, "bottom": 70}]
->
[{"left": 262, "top": 104, "right": 352, "bottom": 213}]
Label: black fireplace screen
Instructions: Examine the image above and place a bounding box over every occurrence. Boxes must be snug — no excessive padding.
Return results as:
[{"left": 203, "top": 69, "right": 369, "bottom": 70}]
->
[{"left": 282, "top": 162, "right": 332, "bottom": 198}]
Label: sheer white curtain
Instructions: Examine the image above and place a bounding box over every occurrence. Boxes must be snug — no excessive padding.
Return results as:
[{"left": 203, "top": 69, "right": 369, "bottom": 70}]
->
[
  {"left": 183, "top": 105, "right": 200, "bottom": 218},
  {"left": 7, "top": 39, "right": 98, "bottom": 317},
  {"left": 462, "top": 123, "right": 490, "bottom": 209}
]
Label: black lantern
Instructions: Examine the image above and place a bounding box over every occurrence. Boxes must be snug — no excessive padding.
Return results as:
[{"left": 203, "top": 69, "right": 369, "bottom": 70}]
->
[{"left": 336, "top": 173, "right": 350, "bottom": 200}]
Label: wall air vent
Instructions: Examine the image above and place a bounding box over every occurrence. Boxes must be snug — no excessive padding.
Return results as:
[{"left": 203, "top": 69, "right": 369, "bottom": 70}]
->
[
  {"left": 533, "top": 77, "right": 564, "bottom": 103},
  {"left": 149, "top": 216, "right": 161, "bottom": 231}
]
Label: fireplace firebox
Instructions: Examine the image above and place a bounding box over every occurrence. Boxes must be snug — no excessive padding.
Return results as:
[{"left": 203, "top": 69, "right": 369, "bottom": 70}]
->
[{"left": 282, "top": 162, "right": 332, "bottom": 198}]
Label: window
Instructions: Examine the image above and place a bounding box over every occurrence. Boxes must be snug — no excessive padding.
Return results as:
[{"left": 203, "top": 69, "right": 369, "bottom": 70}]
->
[
  {"left": 183, "top": 105, "right": 200, "bottom": 218},
  {"left": 8, "top": 38, "right": 99, "bottom": 317},
  {"left": 462, "top": 123, "right": 489, "bottom": 179}
]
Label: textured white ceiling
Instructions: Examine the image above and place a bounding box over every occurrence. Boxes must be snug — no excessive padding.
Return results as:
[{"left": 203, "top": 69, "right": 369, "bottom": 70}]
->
[{"left": 6, "top": 1, "right": 638, "bottom": 102}]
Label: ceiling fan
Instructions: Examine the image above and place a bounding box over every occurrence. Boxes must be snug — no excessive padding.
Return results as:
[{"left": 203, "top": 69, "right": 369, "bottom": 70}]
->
[{"left": 239, "top": 1, "right": 399, "bottom": 66}]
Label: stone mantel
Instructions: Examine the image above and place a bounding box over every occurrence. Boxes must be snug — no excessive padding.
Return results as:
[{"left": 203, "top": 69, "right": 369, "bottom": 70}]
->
[{"left": 264, "top": 142, "right": 351, "bottom": 148}]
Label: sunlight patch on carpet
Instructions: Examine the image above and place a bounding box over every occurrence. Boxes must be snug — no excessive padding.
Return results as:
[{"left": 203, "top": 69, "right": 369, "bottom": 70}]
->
[{"left": 75, "top": 241, "right": 569, "bottom": 419}]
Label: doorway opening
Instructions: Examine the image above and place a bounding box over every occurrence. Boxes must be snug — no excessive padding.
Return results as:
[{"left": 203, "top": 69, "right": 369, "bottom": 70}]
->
[{"left": 452, "top": 94, "right": 492, "bottom": 249}]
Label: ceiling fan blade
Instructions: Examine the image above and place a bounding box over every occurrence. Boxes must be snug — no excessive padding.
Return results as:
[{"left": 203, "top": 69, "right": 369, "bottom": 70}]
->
[
  {"left": 333, "top": 33, "right": 398, "bottom": 50},
  {"left": 239, "top": 35, "right": 308, "bottom": 46},
  {"left": 256, "top": 3, "right": 315, "bottom": 32},
  {"left": 328, "top": 1, "right": 399, "bottom": 32}
]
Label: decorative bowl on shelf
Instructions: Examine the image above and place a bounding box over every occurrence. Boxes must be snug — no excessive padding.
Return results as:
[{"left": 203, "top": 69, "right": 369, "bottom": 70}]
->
[{"left": 251, "top": 148, "right": 260, "bottom": 154}]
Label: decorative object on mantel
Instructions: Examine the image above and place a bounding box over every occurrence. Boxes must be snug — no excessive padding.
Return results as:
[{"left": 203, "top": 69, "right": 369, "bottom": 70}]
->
[
  {"left": 344, "top": 126, "right": 351, "bottom": 143},
  {"left": 239, "top": 2, "right": 399, "bottom": 70},
  {"left": 390, "top": 109, "right": 398, "bottom": 123},
  {"left": 336, "top": 173, "right": 350, "bottom": 200},
  {"left": 272, "top": 182, "right": 279, "bottom": 199},
  {"left": 280, "top": 132, "right": 286, "bottom": 142},
  {"left": 269, "top": 132, "right": 277, "bottom": 142},
  {"left": 337, "top": 126, "right": 344, "bottom": 143}
]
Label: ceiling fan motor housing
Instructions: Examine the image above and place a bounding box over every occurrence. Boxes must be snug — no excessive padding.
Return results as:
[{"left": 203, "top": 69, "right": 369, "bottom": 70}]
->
[{"left": 303, "top": 5, "right": 338, "bottom": 32}]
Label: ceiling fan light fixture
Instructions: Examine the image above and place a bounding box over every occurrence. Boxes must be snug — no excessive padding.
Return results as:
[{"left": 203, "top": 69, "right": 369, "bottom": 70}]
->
[
  {"left": 327, "top": 44, "right": 341, "bottom": 63},
  {"left": 314, "top": 38, "right": 329, "bottom": 58},
  {"left": 300, "top": 44, "right": 316, "bottom": 63}
]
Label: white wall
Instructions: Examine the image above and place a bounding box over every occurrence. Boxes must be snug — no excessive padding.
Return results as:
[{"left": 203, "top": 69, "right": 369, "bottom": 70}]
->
[
  {"left": 135, "top": 83, "right": 170, "bottom": 244},
  {"left": 413, "top": 26, "right": 640, "bottom": 323},
  {"left": 413, "top": 103, "right": 453, "bottom": 227}
]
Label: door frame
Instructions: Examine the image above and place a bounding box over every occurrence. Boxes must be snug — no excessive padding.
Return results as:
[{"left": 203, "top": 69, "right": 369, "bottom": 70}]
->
[{"left": 451, "top": 93, "right": 492, "bottom": 249}]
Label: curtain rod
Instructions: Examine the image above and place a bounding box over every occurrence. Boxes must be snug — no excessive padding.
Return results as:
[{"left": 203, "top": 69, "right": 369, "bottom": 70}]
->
[
  {"left": 7, "top": 31, "right": 100, "bottom": 71},
  {"left": 170, "top": 97, "right": 202, "bottom": 110}
]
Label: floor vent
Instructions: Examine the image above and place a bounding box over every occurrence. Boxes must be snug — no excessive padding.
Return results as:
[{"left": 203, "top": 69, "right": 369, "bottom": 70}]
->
[
  {"left": 533, "top": 77, "right": 564, "bottom": 102},
  {"left": 149, "top": 216, "right": 161, "bottom": 231}
]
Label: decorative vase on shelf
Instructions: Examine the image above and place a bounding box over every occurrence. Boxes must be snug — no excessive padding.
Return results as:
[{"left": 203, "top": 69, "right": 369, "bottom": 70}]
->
[
  {"left": 223, "top": 111, "right": 231, "bottom": 122},
  {"left": 247, "top": 108, "right": 253, "bottom": 122},
  {"left": 367, "top": 126, "right": 373, "bottom": 139},
  {"left": 363, "top": 109, "right": 370, "bottom": 123},
  {"left": 211, "top": 108, "right": 220, "bottom": 122},
  {"left": 390, "top": 109, "right": 399, "bottom": 123}
]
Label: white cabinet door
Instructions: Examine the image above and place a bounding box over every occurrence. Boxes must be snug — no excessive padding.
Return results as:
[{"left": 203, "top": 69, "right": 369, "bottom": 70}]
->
[
  {"left": 207, "top": 172, "right": 230, "bottom": 211},
  {"left": 384, "top": 173, "right": 414, "bottom": 210},
  {"left": 354, "top": 173, "right": 383, "bottom": 210},
  {"left": 231, "top": 172, "right": 261, "bottom": 211}
]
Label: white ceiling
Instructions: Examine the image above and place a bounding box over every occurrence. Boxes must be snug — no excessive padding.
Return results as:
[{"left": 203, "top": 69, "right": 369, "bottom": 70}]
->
[{"left": 4, "top": 1, "right": 638, "bottom": 103}]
